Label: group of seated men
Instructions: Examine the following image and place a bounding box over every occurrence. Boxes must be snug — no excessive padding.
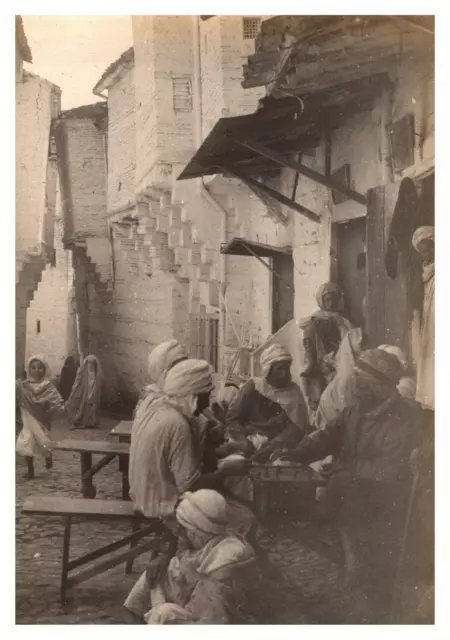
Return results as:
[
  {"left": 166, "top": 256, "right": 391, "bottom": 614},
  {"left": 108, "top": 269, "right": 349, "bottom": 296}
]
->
[{"left": 124, "top": 335, "right": 430, "bottom": 624}]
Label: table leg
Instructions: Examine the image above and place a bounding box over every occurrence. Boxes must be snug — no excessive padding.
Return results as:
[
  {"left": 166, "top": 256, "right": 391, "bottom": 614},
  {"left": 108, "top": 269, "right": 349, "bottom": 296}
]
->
[
  {"left": 80, "top": 452, "right": 95, "bottom": 499},
  {"left": 60, "top": 515, "right": 72, "bottom": 604}
]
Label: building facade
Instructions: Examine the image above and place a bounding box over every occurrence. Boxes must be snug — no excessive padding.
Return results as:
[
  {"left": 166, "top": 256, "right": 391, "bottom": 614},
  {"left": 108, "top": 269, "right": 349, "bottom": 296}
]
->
[
  {"left": 16, "top": 17, "right": 62, "bottom": 377},
  {"left": 55, "top": 15, "right": 434, "bottom": 402}
]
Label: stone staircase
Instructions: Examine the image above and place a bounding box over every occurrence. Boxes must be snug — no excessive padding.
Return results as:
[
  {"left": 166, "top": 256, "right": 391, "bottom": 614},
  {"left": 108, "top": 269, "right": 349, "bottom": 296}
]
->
[
  {"left": 16, "top": 250, "right": 48, "bottom": 307},
  {"left": 85, "top": 237, "right": 114, "bottom": 291},
  {"left": 111, "top": 191, "right": 243, "bottom": 315}
]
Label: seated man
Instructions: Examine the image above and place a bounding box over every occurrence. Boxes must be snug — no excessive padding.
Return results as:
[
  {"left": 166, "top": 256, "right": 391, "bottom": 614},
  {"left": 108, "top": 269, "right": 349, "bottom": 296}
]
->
[
  {"left": 127, "top": 358, "right": 255, "bottom": 613},
  {"left": 225, "top": 343, "right": 309, "bottom": 459},
  {"left": 270, "top": 348, "right": 425, "bottom": 623},
  {"left": 125, "top": 489, "right": 261, "bottom": 624}
]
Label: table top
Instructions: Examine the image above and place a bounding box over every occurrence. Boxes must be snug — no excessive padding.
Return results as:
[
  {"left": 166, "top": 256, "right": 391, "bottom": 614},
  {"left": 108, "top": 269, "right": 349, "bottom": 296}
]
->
[
  {"left": 110, "top": 421, "right": 133, "bottom": 438},
  {"left": 54, "top": 439, "right": 129, "bottom": 455}
]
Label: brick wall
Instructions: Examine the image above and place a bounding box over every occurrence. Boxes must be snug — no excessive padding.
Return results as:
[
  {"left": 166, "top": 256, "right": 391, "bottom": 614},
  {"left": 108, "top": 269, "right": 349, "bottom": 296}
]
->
[
  {"left": 107, "top": 66, "right": 136, "bottom": 214},
  {"left": 63, "top": 118, "right": 108, "bottom": 240}
]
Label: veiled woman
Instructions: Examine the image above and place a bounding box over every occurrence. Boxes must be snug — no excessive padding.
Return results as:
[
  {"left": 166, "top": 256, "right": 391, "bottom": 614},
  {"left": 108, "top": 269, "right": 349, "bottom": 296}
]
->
[
  {"left": 299, "top": 282, "right": 353, "bottom": 421},
  {"left": 66, "top": 354, "right": 103, "bottom": 428},
  {"left": 16, "top": 355, "right": 65, "bottom": 479}
]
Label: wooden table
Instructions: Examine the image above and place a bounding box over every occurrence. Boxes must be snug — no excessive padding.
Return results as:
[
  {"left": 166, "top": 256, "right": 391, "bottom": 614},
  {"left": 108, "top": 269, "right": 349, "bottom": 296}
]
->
[
  {"left": 109, "top": 420, "right": 132, "bottom": 443},
  {"left": 54, "top": 439, "right": 130, "bottom": 500}
]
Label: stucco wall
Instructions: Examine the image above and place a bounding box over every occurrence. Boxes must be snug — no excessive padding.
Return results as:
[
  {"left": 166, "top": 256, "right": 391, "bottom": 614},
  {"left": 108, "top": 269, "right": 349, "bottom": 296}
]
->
[
  {"left": 16, "top": 72, "right": 60, "bottom": 254},
  {"left": 107, "top": 66, "right": 136, "bottom": 214},
  {"left": 26, "top": 211, "right": 73, "bottom": 376}
]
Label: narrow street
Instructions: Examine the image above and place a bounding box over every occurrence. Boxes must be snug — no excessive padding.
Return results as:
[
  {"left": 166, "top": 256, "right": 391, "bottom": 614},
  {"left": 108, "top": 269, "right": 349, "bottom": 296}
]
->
[{"left": 16, "top": 416, "right": 345, "bottom": 624}]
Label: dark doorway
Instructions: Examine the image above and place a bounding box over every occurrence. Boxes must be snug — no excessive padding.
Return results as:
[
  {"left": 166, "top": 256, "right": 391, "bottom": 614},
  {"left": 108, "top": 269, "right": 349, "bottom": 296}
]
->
[
  {"left": 272, "top": 254, "right": 294, "bottom": 333},
  {"left": 336, "top": 217, "right": 367, "bottom": 328}
]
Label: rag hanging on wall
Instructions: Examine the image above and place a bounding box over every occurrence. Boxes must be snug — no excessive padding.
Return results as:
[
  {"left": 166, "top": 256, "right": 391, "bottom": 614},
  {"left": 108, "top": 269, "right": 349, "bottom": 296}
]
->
[{"left": 384, "top": 177, "right": 419, "bottom": 280}]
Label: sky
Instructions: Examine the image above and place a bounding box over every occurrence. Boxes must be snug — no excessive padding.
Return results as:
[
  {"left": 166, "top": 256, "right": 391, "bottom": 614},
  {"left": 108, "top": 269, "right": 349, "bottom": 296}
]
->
[{"left": 22, "top": 15, "right": 133, "bottom": 109}]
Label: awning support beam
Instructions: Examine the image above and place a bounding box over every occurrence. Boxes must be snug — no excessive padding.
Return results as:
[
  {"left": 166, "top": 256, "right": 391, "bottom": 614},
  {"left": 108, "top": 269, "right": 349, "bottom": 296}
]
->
[
  {"left": 236, "top": 240, "right": 294, "bottom": 292},
  {"left": 230, "top": 137, "right": 368, "bottom": 206},
  {"left": 218, "top": 164, "right": 320, "bottom": 224}
]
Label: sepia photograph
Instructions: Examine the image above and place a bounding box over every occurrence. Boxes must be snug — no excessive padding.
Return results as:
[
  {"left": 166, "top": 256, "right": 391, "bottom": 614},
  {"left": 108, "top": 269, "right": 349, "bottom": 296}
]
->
[{"left": 13, "top": 9, "right": 439, "bottom": 628}]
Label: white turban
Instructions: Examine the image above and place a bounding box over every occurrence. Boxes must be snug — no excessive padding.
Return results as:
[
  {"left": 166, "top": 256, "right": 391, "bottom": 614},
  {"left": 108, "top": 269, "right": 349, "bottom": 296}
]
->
[
  {"left": 412, "top": 226, "right": 434, "bottom": 252},
  {"left": 163, "top": 358, "right": 214, "bottom": 397},
  {"left": 259, "top": 343, "right": 292, "bottom": 377},
  {"left": 378, "top": 344, "right": 408, "bottom": 372},
  {"left": 148, "top": 340, "right": 187, "bottom": 388},
  {"left": 176, "top": 490, "right": 228, "bottom": 537}
]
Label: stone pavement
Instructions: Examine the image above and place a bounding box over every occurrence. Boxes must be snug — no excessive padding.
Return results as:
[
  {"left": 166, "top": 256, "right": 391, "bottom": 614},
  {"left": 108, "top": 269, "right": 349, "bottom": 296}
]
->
[{"left": 16, "top": 415, "right": 346, "bottom": 625}]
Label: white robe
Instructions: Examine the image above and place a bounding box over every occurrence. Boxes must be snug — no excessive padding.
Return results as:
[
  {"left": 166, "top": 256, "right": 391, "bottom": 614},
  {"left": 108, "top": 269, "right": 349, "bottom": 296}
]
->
[{"left": 416, "top": 264, "right": 434, "bottom": 410}]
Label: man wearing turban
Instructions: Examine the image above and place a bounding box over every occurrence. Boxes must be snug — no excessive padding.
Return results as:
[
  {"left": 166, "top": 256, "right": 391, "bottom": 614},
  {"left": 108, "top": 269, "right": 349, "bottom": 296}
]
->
[
  {"left": 225, "top": 343, "right": 309, "bottom": 459},
  {"left": 411, "top": 226, "right": 434, "bottom": 411},
  {"left": 299, "top": 282, "right": 353, "bottom": 421},
  {"left": 271, "top": 348, "right": 425, "bottom": 623},
  {"left": 125, "top": 489, "right": 260, "bottom": 624}
]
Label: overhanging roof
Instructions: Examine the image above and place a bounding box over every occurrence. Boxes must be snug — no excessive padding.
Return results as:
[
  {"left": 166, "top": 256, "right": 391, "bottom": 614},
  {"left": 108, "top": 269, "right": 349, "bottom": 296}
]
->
[
  {"left": 221, "top": 237, "right": 292, "bottom": 257},
  {"left": 178, "top": 73, "right": 389, "bottom": 182}
]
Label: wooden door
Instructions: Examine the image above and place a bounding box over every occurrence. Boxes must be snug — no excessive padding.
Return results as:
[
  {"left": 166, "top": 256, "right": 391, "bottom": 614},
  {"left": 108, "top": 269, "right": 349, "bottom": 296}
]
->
[
  {"left": 272, "top": 254, "right": 294, "bottom": 334},
  {"left": 336, "top": 218, "right": 367, "bottom": 328},
  {"left": 366, "top": 178, "right": 420, "bottom": 355}
]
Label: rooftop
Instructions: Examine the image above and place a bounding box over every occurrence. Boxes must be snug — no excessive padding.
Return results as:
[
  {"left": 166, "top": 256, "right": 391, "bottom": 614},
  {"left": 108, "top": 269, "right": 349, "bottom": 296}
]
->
[
  {"left": 93, "top": 47, "right": 135, "bottom": 95},
  {"left": 16, "top": 15, "right": 32, "bottom": 63}
]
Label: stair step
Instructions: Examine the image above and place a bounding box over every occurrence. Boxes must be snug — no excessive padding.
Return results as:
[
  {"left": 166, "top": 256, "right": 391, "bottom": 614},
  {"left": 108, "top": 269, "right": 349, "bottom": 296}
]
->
[
  {"left": 201, "top": 246, "right": 215, "bottom": 265},
  {"left": 197, "top": 264, "right": 211, "bottom": 282},
  {"left": 188, "top": 243, "right": 202, "bottom": 266},
  {"left": 143, "top": 231, "right": 169, "bottom": 248},
  {"left": 179, "top": 223, "right": 192, "bottom": 248}
]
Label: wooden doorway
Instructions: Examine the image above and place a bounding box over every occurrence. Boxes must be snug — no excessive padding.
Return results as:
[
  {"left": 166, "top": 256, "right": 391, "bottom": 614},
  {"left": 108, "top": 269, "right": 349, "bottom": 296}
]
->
[
  {"left": 272, "top": 254, "right": 294, "bottom": 334},
  {"left": 336, "top": 217, "right": 367, "bottom": 328}
]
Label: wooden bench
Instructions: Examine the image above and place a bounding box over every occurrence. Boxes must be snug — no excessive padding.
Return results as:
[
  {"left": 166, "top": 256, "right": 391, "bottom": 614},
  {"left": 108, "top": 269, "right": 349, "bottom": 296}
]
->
[
  {"left": 109, "top": 420, "right": 132, "bottom": 443},
  {"left": 53, "top": 439, "right": 130, "bottom": 500},
  {"left": 22, "top": 494, "right": 163, "bottom": 604}
]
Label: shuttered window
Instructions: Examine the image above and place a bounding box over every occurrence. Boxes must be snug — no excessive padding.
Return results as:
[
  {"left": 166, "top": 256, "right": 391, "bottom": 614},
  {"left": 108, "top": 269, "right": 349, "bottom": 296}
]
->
[
  {"left": 172, "top": 77, "right": 193, "bottom": 112},
  {"left": 190, "top": 314, "right": 219, "bottom": 372},
  {"left": 243, "top": 17, "right": 260, "bottom": 40}
]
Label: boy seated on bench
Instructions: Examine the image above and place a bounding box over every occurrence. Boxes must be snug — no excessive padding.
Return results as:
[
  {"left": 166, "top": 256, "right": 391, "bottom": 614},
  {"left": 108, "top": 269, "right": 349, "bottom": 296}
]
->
[{"left": 125, "top": 489, "right": 261, "bottom": 624}]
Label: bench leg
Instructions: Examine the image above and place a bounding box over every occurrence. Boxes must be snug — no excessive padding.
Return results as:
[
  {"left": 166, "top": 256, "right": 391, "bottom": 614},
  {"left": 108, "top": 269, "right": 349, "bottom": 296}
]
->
[
  {"left": 125, "top": 520, "right": 140, "bottom": 575},
  {"left": 120, "top": 455, "right": 130, "bottom": 501},
  {"left": 61, "top": 516, "right": 72, "bottom": 604},
  {"left": 254, "top": 484, "right": 270, "bottom": 519},
  {"left": 80, "top": 452, "right": 95, "bottom": 499}
]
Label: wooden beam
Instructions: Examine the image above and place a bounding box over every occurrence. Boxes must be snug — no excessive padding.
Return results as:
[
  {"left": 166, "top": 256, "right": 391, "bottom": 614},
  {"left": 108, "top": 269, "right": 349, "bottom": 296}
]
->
[
  {"left": 219, "top": 164, "right": 320, "bottom": 223},
  {"left": 232, "top": 137, "right": 367, "bottom": 206}
]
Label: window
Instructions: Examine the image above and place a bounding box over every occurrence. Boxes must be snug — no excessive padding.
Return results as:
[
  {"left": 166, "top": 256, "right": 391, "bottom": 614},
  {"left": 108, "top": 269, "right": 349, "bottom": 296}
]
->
[
  {"left": 243, "top": 17, "right": 260, "bottom": 40},
  {"left": 190, "top": 314, "right": 219, "bottom": 372},
  {"left": 172, "top": 77, "right": 193, "bottom": 113},
  {"left": 36, "top": 320, "right": 41, "bottom": 334}
]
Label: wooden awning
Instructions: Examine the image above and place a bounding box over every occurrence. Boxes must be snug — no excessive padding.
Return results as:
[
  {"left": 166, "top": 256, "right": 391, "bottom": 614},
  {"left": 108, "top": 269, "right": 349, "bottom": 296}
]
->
[
  {"left": 221, "top": 237, "right": 292, "bottom": 257},
  {"left": 178, "top": 74, "right": 387, "bottom": 221},
  {"left": 221, "top": 238, "right": 293, "bottom": 291}
]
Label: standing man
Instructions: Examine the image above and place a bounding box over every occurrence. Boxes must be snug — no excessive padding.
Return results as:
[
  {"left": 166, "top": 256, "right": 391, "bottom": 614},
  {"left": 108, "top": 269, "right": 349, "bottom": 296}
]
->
[{"left": 412, "top": 226, "right": 435, "bottom": 412}]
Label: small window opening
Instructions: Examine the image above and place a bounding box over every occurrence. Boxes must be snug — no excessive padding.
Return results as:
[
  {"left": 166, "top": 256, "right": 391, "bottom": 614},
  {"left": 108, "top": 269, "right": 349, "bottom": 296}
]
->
[
  {"left": 243, "top": 17, "right": 261, "bottom": 40},
  {"left": 36, "top": 320, "right": 41, "bottom": 334},
  {"left": 172, "top": 77, "right": 193, "bottom": 113}
]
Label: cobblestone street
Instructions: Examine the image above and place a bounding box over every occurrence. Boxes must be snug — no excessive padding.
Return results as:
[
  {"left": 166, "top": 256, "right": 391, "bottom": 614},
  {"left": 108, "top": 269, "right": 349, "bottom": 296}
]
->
[{"left": 16, "top": 416, "right": 346, "bottom": 625}]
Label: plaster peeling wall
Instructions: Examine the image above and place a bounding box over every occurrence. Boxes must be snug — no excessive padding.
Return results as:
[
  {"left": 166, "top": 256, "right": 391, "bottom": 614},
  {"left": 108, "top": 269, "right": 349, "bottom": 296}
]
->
[
  {"left": 107, "top": 66, "right": 136, "bottom": 214},
  {"left": 16, "top": 73, "right": 59, "bottom": 254}
]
